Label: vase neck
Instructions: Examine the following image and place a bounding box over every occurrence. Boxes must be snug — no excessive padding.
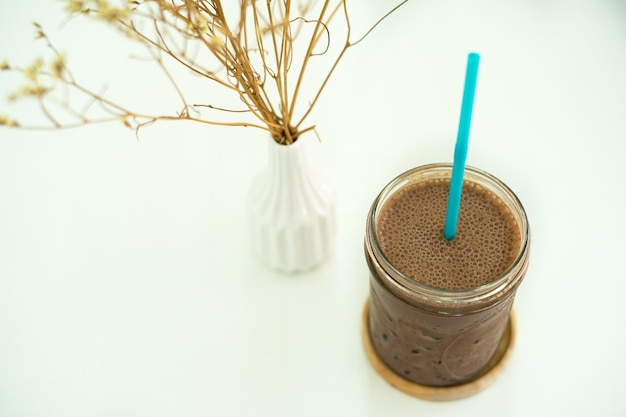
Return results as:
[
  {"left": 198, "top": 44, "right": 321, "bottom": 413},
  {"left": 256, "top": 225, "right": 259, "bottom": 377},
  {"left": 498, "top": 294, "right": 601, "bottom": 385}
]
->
[{"left": 267, "top": 136, "right": 307, "bottom": 174}]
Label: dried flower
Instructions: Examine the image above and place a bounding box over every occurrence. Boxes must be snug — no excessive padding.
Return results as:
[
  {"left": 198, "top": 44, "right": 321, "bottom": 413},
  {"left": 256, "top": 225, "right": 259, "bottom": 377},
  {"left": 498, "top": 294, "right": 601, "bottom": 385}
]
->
[
  {"left": 0, "top": 114, "right": 20, "bottom": 127},
  {"left": 121, "top": 115, "right": 132, "bottom": 128},
  {"left": 23, "top": 58, "right": 43, "bottom": 82},
  {"left": 12, "top": 85, "right": 49, "bottom": 101},
  {"left": 33, "top": 23, "right": 46, "bottom": 40},
  {"left": 97, "top": 2, "right": 132, "bottom": 22},
  {"left": 50, "top": 54, "right": 66, "bottom": 79},
  {"left": 1, "top": 0, "right": 406, "bottom": 141},
  {"left": 65, "top": 0, "right": 86, "bottom": 14}
]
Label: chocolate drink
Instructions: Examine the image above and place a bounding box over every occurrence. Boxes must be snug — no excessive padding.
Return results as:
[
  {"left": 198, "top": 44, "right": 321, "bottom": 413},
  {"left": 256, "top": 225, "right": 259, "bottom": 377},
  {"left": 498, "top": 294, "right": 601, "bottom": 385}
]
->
[
  {"left": 365, "top": 164, "right": 529, "bottom": 387},
  {"left": 376, "top": 179, "right": 521, "bottom": 290}
]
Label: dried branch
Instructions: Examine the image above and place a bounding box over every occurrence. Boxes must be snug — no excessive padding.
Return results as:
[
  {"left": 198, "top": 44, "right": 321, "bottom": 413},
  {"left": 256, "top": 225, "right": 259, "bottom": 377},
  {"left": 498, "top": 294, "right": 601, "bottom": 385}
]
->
[{"left": 1, "top": 0, "right": 407, "bottom": 144}]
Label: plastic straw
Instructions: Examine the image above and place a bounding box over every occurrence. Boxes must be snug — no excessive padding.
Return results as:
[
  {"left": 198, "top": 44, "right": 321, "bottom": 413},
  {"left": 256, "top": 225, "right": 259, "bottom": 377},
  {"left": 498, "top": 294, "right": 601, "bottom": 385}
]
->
[{"left": 444, "top": 52, "right": 480, "bottom": 241}]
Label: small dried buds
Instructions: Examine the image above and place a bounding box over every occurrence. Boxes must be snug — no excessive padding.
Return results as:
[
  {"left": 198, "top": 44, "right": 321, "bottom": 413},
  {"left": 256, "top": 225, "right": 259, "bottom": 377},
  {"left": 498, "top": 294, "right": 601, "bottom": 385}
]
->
[
  {"left": 0, "top": 114, "right": 20, "bottom": 127},
  {"left": 65, "top": 0, "right": 133, "bottom": 21}
]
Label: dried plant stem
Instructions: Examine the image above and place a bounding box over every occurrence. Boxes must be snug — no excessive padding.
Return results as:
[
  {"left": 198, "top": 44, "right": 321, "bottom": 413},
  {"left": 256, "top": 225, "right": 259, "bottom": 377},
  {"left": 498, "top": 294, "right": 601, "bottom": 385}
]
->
[{"left": 1, "top": 1, "right": 407, "bottom": 144}]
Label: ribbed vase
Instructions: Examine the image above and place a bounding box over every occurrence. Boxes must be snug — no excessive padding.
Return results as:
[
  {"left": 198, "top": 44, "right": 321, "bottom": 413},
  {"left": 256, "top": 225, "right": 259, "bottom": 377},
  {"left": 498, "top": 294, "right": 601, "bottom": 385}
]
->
[{"left": 248, "top": 136, "right": 335, "bottom": 273}]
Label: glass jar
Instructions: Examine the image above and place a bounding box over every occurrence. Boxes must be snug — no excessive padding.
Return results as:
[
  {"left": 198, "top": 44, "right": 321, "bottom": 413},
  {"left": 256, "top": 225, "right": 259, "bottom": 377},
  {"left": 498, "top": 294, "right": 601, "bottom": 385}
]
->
[{"left": 364, "top": 163, "right": 530, "bottom": 387}]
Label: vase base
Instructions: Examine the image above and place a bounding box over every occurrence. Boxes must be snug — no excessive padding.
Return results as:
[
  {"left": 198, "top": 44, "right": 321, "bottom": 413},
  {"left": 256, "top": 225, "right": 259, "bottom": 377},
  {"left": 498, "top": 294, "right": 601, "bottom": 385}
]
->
[{"left": 361, "top": 298, "right": 517, "bottom": 401}]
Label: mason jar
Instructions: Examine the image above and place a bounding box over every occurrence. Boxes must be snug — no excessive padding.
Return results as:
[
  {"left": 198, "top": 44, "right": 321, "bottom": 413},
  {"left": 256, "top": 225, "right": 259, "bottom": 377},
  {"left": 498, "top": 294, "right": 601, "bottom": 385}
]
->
[{"left": 364, "top": 163, "right": 530, "bottom": 390}]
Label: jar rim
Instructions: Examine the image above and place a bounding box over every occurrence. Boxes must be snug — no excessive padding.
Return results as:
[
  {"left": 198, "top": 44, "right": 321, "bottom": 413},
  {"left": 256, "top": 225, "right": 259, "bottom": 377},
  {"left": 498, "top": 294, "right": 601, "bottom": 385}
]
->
[{"left": 366, "top": 163, "right": 530, "bottom": 307}]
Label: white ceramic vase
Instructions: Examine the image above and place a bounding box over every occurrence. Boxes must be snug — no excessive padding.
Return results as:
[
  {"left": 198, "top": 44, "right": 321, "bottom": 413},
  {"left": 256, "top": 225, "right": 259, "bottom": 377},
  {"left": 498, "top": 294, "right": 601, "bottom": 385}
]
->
[{"left": 248, "top": 136, "right": 335, "bottom": 273}]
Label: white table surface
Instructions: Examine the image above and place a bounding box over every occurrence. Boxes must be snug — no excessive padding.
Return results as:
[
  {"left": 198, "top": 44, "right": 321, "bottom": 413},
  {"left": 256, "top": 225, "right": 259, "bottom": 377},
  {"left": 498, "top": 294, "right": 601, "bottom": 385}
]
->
[{"left": 1, "top": 1, "right": 625, "bottom": 416}]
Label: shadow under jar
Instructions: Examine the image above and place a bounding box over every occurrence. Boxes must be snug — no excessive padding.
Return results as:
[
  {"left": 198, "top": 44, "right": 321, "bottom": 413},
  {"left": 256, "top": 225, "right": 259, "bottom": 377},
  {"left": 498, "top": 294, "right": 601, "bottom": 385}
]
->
[{"left": 365, "top": 163, "right": 530, "bottom": 387}]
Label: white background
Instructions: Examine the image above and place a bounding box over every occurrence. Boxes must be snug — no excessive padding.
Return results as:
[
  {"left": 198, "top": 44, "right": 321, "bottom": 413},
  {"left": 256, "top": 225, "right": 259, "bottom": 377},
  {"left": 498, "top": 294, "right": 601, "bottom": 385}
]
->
[{"left": 1, "top": 1, "right": 625, "bottom": 416}]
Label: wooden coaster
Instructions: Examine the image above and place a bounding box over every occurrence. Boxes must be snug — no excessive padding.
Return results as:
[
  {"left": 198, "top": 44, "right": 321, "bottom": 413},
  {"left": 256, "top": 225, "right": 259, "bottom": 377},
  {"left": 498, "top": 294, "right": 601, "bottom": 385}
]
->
[{"left": 361, "top": 299, "right": 517, "bottom": 401}]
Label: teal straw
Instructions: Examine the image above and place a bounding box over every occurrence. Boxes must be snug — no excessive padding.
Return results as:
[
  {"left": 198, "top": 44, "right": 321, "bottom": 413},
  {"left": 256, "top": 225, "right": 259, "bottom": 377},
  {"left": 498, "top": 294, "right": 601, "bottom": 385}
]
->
[{"left": 444, "top": 52, "right": 480, "bottom": 241}]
